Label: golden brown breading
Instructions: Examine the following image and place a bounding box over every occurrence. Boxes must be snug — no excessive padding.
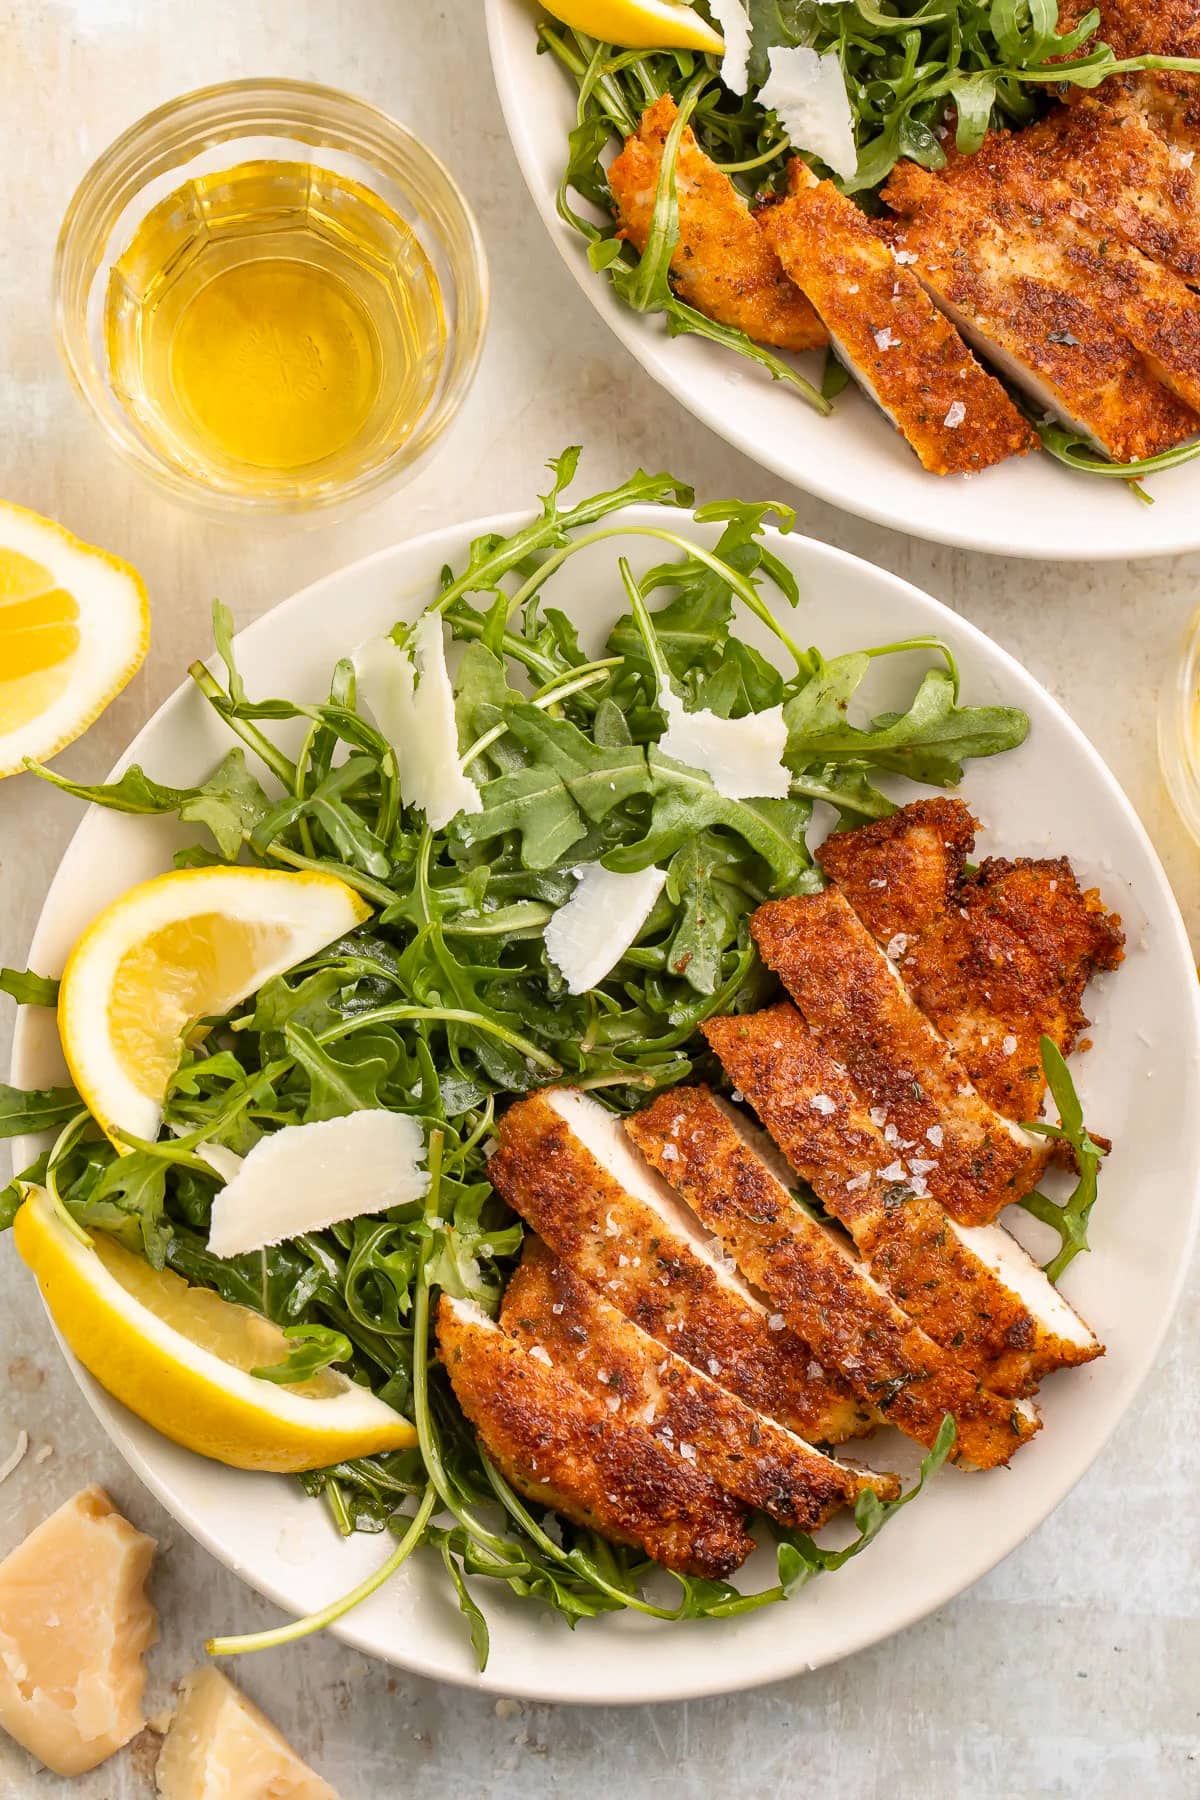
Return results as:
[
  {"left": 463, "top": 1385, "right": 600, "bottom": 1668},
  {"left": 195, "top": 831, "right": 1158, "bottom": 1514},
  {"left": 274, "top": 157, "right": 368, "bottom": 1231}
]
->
[
  {"left": 897, "top": 856, "right": 1125, "bottom": 1120},
  {"left": 488, "top": 1090, "right": 876, "bottom": 1442},
  {"left": 703, "top": 1003, "right": 1100, "bottom": 1397},
  {"left": 754, "top": 164, "right": 1035, "bottom": 475},
  {"left": 436, "top": 1296, "right": 754, "bottom": 1578},
  {"left": 883, "top": 155, "right": 1200, "bottom": 462},
  {"left": 502, "top": 1240, "right": 896, "bottom": 1524},
  {"left": 815, "top": 798, "right": 978, "bottom": 942},
  {"left": 751, "top": 889, "right": 1049, "bottom": 1224},
  {"left": 883, "top": 124, "right": 1200, "bottom": 415},
  {"left": 817, "top": 806, "right": 1125, "bottom": 1120},
  {"left": 607, "top": 95, "right": 827, "bottom": 353},
  {"left": 1056, "top": 2, "right": 1200, "bottom": 153},
  {"left": 627, "top": 1087, "right": 1041, "bottom": 1468}
]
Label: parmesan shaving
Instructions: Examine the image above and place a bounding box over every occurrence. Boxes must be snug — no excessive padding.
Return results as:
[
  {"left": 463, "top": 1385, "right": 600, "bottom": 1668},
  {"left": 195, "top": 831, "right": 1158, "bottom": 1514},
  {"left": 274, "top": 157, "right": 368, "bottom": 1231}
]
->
[
  {"left": 207, "top": 1111, "right": 429, "bottom": 1259},
  {"left": 760, "top": 46, "right": 858, "bottom": 183},
  {"left": 353, "top": 616, "right": 482, "bottom": 831},
  {"left": 708, "top": 0, "right": 752, "bottom": 95},
  {"left": 659, "top": 688, "right": 791, "bottom": 800},
  {"left": 0, "top": 1431, "right": 27, "bottom": 1486},
  {"left": 544, "top": 863, "right": 667, "bottom": 995}
]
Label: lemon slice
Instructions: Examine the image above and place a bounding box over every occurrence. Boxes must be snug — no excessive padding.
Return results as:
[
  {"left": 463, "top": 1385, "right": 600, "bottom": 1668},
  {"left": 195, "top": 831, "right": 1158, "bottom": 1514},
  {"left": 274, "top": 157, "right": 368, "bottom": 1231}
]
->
[
  {"left": 58, "top": 866, "right": 372, "bottom": 1145},
  {"left": 0, "top": 500, "right": 149, "bottom": 779},
  {"left": 540, "top": 0, "right": 724, "bottom": 54},
  {"left": 13, "top": 1187, "right": 415, "bottom": 1472}
]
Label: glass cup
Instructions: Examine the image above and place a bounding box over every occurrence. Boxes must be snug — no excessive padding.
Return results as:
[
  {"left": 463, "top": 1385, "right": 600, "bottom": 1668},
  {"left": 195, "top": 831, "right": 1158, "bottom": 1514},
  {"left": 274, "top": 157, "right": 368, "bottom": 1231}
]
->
[
  {"left": 54, "top": 79, "right": 489, "bottom": 521},
  {"left": 1159, "top": 606, "right": 1200, "bottom": 846}
]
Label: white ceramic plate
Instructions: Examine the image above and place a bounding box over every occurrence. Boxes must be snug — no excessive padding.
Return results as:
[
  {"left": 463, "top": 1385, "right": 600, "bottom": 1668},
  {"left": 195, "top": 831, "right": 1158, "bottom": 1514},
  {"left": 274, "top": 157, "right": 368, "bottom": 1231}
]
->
[
  {"left": 10, "top": 506, "right": 1200, "bottom": 1703},
  {"left": 485, "top": 0, "right": 1200, "bottom": 560}
]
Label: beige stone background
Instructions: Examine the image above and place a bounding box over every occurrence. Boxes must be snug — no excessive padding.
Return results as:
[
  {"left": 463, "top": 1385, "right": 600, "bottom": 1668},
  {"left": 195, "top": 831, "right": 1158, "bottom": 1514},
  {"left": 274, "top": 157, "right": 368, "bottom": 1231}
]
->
[{"left": 0, "top": 1, "right": 1198, "bottom": 1794}]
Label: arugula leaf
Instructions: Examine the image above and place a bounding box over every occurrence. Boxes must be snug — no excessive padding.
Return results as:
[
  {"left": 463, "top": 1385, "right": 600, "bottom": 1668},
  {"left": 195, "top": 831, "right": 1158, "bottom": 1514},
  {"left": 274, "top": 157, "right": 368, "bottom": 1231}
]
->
[
  {"left": 33, "top": 748, "right": 272, "bottom": 860},
  {"left": 452, "top": 765, "right": 589, "bottom": 869},
  {"left": 74, "top": 1151, "right": 172, "bottom": 1268},
  {"left": 285, "top": 1025, "right": 403, "bottom": 1122},
  {"left": 785, "top": 665, "right": 1028, "bottom": 786},
  {"left": 0, "top": 969, "right": 59, "bottom": 1007},
  {"left": 606, "top": 747, "right": 816, "bottom": 894},
  {"left": 1019, "top": 1037, "right": 1108, "bottom": 1282},
  {"left": 662, "top": 834, "right": 746, "bottom": 994},
  {"left": 505, "top": 705, "right": 651, "bottom": 822},
  {"left": 251, "top": 1322, "right": 353, "bottom": 1384},
  {"left": 0, "top": 1083, "right": 81, "bottom": 1139}
]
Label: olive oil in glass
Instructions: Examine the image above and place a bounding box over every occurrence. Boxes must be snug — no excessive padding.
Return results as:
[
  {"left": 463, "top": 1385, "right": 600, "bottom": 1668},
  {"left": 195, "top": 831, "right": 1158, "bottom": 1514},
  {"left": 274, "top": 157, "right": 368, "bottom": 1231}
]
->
[{"left": 103, "top": 159, "right": 447, "bottom": 497}]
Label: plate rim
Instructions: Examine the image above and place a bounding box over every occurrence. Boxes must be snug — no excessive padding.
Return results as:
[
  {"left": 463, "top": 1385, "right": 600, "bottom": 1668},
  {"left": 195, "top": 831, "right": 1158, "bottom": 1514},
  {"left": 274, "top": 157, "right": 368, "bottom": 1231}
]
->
[
  {"left": 10, "top": 505, "right": 1200, "bottom": 1702},
  {"left": 483, "top": 0, "right": 1200, "bottom": 562}
]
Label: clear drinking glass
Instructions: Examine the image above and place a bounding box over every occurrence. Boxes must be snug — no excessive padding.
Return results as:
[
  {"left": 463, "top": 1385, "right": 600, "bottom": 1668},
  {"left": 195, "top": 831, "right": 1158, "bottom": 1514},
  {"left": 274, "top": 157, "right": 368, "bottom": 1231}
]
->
[
  {"left": 1159, "top": 607, "right": 1200, "bottom": 845},
  {"left": 54, "top": 79, "right": 489, "bottom": 521}
]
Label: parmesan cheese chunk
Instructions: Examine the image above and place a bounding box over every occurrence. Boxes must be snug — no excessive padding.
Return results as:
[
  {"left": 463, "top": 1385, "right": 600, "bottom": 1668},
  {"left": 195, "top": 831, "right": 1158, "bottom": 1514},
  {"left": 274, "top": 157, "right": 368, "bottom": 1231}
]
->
[
  {"left": 156, "top": 1668, "right": 337, "bottom": 1799},
  {"left": 353, "top": 616, "right": 482, "bottom": 831},
  {"left": 659, "top": 689, "right": 791, "bottom": 800},
  {"left": 761, "top": 47, "right": 858, "bottom": 182},
  {"left": 708, "top": 0, "right": 752, "bottom": 95},
  {"left": 544, "top": 863, "right": 667, "bottom": 995},
  {"left": 0, "top": 1486, "right": 157, "bottom": 1777},
  {"left": 207, "top": 1111, "right": 429, "bottom": 1259}
]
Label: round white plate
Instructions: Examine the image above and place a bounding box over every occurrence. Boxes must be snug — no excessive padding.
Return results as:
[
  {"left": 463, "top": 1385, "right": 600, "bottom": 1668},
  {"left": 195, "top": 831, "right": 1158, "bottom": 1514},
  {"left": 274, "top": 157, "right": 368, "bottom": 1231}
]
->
[
  {"left": 485, "top": 0, "right": 1200, "bottom": 560},
  {"left": 11, "top": 506, "right": 1200, "bottom": 1703}
]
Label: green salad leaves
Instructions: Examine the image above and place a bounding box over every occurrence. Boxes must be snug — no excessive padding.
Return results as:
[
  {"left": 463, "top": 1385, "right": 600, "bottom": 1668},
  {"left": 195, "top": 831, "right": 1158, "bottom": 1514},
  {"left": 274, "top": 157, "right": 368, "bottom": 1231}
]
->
[{"left": 2, "top": 452, "right": 1034, "bottom": 1664}]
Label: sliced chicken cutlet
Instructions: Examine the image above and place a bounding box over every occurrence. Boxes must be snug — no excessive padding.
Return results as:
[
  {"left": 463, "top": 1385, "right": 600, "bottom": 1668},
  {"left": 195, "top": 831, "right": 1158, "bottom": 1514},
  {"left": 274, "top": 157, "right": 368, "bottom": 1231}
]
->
[
  {"left": 755, "top": 163, "right": 1036, "bottom": 474},
  {"left": 816, "top": 797, "right": 978, "bottom": 942},
  {"left": 608, "top": 95, "right": 827, "bottom": 353},
  {"left": 627, "top": 1087, "right": 1039, "bottom": 1468},
  {"left": 751, "top": 889, "right": 1048, "bottom": 1224},
  {"left": 437, "top": 1296, "right": 753, "bottom": 1578},
  {"left": 882, "top": 159, "right": 1200, "bottom": 461},
  {"left": 817, "top": 806, "right": 1125, "bottom": 1120},
  {"left": 487, "top": 1087, "right": 876, "bottom": 1443},
  {"left": 882, "top": 128, "right": 1200, "bottom": 416},
  {"left": 704, "top": 1003, "right": 1100, "bottom": 1397},
  {"left": 1056, "top": 1, "right": 1200, "bottom": 159},
  {"left": 502, "top": 1239, "right": 897, "bottom": 1527}
]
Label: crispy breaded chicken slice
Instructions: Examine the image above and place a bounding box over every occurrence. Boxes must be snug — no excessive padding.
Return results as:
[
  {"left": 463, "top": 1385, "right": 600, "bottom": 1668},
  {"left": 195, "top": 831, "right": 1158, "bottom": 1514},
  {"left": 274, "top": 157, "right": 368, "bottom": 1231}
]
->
[
  {"left": 502, "top": 1240, "right": 897, "bottom": 1525},
  {"left": 817, "top": 806, "right": 1125, "bottom": 1120},
  {"left": 752, "top": 890, "right": 1048, "bottom": 1224},
  {"left": 816, "top": 798, "right": 978, "bottom": 942},
  {"left": 437, "top": 1295, "right": 753, "bottom": 1578},
  {"left": 882, "top": 158, "right": 1200, "bottom": 461},
  {"left": 608, "top": 95, "right": 827, "bottom": 353},
  {"left": 755, "top": 163, "right": 1036, "bottom": 474},
  {"left": 488, "top": 1087, "right": 876, "bottom": 1443},
  {"left": 627, "top": 1087, "right": 1040, "bottom": 1468},
  {"left": 1057, "top": 1, "right": 1200, "bottom": 156},
  {"left": 704, "top": 1003, "right": 1100, "bottom": 1397},
  {"left": 882, "top": 128, "right": 1200, "bottom": 416}
]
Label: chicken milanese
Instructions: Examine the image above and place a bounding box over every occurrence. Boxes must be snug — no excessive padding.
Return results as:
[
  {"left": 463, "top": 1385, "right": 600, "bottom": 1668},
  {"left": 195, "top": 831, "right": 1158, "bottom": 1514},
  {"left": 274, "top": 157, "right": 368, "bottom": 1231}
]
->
[{"left": 435, "top": 800, "right": 1116, "bottom": 1583}]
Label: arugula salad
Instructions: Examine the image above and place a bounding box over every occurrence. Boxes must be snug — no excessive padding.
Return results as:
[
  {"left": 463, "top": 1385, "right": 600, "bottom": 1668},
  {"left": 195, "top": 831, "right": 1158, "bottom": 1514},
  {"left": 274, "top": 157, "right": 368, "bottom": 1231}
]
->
[
  {"left": 539, "top": 4, "right": 1200, "bottom": 490},
  {"left": 2, "top": 453, "right": 1102, "bottom": 1667}
]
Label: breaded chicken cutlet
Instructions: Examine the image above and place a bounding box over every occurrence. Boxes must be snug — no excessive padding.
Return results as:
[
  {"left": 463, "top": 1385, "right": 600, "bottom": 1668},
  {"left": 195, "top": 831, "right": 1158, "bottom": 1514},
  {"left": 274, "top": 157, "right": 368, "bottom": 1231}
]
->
[
  {"left": 817, "top": 802, "right": 1125, "bottom": 1121},
  {"left": 626, "top": 1087, "right": 1043, "bottom": 1466},
  {"left": 608, "top": 94, "right": 827, "bottom": 353},
  {"left": 756, "top": 162, "right": 1036, "bottom": 474},
  {"left": 1056, "top": 0, "right": 1200, "bottom": 156},
  {"left": 703, "top": 1003, "right": 1100, "bottom": 1398},
  {"left": 437, "top": 1295, "right": 754, "bottom": 1578},
  {"left": 751, "top": 889, "right": 1050, "bottom": 1224},
  {"left": 487, "top": 1085, "right": 877, "bottom": 1443},
  {"left": 501, "top": 1239, "right": 899, "bottom": 1526}
]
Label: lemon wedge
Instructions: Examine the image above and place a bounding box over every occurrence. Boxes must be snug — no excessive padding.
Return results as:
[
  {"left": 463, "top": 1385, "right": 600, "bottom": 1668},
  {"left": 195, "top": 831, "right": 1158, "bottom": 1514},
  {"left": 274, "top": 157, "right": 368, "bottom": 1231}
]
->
[
  {"left": 0, "top": 501, "right": 149, "bottom": 779},
  {"left": 58, "top": 866, "right": 371, "bottom": 1146},
  {"left": 13, "top": 1187, "right": 415, "bottom": 1472},
  {"left": 539, "top": 0, "right": 724, "bottom": 54}
]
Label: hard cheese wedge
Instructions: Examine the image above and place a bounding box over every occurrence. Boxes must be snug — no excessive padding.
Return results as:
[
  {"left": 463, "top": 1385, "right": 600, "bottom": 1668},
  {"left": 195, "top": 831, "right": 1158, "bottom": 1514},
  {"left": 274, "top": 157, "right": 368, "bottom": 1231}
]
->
[
  {"left": 156, "top": 1668, "right": 338, "bottom": 1799},
  {"left": 0, "top": 1486, "right": 157, "bottom": 1776}
]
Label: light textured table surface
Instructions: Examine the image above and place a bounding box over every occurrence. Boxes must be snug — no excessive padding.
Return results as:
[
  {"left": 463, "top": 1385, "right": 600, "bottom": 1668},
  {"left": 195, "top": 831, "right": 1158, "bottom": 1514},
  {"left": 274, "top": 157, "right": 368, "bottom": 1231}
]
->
[{"left": 2, "top": 2, "right": 1199, "bottom": 1795}]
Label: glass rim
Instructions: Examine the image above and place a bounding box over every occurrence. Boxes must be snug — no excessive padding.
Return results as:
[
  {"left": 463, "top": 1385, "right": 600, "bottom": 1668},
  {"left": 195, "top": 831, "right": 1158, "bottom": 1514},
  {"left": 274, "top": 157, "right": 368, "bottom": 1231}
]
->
[
  {"left": 53, "top": 77, "right": 489, "bottom": 521},
  {"left": 1157, "top": 604, "right": 1200, "bottom": 848}
]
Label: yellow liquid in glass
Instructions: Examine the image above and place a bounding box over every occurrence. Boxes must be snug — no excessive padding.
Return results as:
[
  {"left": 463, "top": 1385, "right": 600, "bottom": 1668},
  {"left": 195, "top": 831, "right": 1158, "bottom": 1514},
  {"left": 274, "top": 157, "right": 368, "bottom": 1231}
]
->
[{"left": 104, "top": 161, "right": 446, "bottom": 494}]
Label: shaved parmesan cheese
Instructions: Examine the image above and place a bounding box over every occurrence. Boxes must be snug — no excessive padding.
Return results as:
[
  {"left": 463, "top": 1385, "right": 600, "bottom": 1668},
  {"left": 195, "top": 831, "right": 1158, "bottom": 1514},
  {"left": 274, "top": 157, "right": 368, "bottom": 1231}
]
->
[
  {"left": 0, "top": 1431, "right": 27, "bottom": 1486},
  {"left": 659, "top": 688, "right": 791, "bottom": 799},
  {"left": 544, "top": 863, "right": 667, "bottom": 995},
  {"left": 760, "top": 46, "right": 858, "bottom": 182},
  {"left": 708, "top": 0, "right": 752, "bottom": 95},
  {"left": 207, "top": 1111, "right": 429, "bottom": 1259},
  {"left": 353, "top": 616, "right": 482, "bottom": 831}
]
